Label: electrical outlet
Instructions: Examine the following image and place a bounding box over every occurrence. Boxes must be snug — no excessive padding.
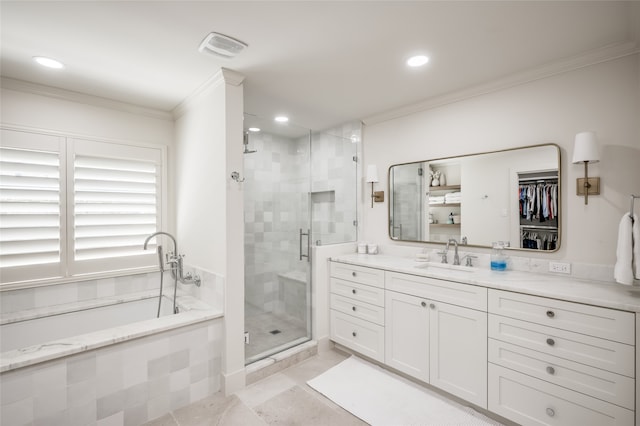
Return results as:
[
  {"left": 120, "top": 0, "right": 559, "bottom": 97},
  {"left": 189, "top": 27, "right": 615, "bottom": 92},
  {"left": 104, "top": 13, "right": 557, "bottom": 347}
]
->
[{"left": 549, "top": 261, "right": 571, "bottom": 274}]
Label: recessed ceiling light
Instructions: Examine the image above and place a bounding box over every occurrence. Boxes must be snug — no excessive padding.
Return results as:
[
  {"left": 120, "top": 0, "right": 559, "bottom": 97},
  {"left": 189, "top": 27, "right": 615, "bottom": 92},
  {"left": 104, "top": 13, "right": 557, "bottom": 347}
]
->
[
  {"left": 407, "top": 55, "right": 429, "bottom": 68},
  {"left": 248, "top": 127, "right": 261, "bottom": 132},
  {"left": 33, "top": 56, "right": 64, "bottom": 69},
  {"left": 274, "top": 116, "right": 289, "bottom": 123}
]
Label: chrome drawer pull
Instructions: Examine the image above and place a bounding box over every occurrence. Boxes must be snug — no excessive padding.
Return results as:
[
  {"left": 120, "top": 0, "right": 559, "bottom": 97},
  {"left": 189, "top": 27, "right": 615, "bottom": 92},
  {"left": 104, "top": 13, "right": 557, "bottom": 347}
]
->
[
  {"left": 352, "top": 272, "right": 356, "bottom": 277},
  {"left": 421, "top": 301, "right": 427, "bottom": 307},
  {"left": 352, "top": 306, "right": 356, "bottom": 311},
  {"left": 546, "top": 338, "right": 555, "bottom": 346},
  {"left": 546, "top": 310, "right": 555, "bottom": 318},
  {"left": 546, "top": 408, "right": 555, "bottom": 417},
  {"left": 352, "top": 289, "right": 356, "bottom": 294},
  {"left": 546, "top": 366, "right": 556, "bottom": 375},
  {"left": 352, "top": 331, "right": 357, "bottom": 337},
  {"left": 430, "top": 303, "right": 436, "bottom": 309}
]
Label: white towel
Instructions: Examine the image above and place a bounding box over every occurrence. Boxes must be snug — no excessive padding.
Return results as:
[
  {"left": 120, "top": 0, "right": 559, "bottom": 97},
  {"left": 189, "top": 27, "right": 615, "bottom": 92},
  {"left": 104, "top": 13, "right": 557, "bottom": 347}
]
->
[{"left": 614, "top": 214, "right": 637, "bottom": 285}]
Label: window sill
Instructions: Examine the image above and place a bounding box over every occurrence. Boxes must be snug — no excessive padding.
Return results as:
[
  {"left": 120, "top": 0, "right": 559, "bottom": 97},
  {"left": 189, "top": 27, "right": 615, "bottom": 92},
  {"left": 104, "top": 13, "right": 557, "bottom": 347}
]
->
[{"left": 0, "top": 266, "right": 158, "bottom": 292}]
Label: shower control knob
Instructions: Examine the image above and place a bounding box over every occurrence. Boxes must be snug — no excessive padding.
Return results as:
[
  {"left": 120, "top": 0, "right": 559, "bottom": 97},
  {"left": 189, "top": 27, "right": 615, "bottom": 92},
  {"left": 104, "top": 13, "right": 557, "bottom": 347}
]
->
[
  {"left": 546, "top": 338, "right": 555, "bottom": 346},
  {"left": 546, "top": 310, "right": 555, "bottom": 318}
]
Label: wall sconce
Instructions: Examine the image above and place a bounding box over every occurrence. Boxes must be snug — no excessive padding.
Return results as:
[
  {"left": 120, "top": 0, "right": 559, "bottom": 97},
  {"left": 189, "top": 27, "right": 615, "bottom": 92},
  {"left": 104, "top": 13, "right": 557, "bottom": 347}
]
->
[
  {"left": 366, "top": 164, "right": 384, "bottom": 207},
  {"left": 572, "top": 131, "right": 600, "bottom": 205}
]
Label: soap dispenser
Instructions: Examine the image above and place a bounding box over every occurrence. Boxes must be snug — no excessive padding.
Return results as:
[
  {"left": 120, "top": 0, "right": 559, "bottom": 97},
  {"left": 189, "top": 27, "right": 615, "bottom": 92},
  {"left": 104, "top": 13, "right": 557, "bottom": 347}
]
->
[
  {"left": 491, "top": 241, "right": 508, "bottom": 271},
  {"left": 447, "top": 212, "right": 454, "bottom": 224}
]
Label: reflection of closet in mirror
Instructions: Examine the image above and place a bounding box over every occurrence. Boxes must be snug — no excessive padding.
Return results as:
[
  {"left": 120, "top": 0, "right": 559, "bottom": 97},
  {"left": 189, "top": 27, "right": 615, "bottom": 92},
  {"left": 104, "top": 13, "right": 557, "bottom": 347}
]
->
[
  {"left": 426, "top": 160, "right": 461, "bottom": 242},
  {"left": 518, "top": 171, "right": 558, "bottom": 250}
]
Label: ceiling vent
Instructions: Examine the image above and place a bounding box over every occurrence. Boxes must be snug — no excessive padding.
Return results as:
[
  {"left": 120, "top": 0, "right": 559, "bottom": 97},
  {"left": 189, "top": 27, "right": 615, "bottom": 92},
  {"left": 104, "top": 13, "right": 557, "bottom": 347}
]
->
[{"left": 198, "top": 32, "right": 248, "bottom": 58}]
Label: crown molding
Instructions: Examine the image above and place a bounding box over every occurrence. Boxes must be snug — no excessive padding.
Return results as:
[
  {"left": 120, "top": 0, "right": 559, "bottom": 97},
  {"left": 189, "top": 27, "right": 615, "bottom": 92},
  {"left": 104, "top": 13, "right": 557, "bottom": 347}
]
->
[
  {"left": 363, "top": 41, "right": 639, "bottom": 126},
  {"left": 172, "top": 67, "right": 245, "bottom": 119},
  {"left": 0, "top": 77, "right": 174, "bottom": 121}
]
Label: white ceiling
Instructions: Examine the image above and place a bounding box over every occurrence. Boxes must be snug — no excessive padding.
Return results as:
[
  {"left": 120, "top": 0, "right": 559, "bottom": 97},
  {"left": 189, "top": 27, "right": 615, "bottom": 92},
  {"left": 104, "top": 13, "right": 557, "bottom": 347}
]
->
[{"left": 1, "top": 1, "right": 638, "bottom": 132}]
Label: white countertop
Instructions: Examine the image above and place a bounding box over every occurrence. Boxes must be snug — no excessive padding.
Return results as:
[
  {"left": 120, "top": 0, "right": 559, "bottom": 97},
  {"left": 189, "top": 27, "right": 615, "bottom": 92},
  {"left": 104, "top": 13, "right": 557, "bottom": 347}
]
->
[{"left": 331, "top": 254, "right": 640, "bottom": 313}]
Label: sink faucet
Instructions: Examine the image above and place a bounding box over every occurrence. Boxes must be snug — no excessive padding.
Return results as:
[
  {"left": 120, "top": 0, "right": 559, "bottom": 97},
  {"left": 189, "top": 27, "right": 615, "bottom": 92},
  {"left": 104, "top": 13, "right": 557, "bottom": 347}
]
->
[{"left": 446, "top": 238, "right": 460, "bottom": 265}]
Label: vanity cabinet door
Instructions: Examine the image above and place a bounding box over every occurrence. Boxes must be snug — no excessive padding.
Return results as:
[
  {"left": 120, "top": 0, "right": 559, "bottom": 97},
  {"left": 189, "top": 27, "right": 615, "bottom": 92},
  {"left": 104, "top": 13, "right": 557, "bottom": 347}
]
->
[
  {"left": 385, "top": 291, "right": 429, "bottom": 382},
  {"left": 429, "top": 301, "right": 488, "bottom": 409}
]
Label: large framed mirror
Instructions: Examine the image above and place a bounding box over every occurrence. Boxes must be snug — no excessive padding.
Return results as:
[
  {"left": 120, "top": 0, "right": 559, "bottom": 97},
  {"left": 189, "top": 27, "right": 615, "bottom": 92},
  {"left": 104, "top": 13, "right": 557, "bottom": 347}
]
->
[{"left": 388, "top": 144, "right": 561, "bottom": 251}]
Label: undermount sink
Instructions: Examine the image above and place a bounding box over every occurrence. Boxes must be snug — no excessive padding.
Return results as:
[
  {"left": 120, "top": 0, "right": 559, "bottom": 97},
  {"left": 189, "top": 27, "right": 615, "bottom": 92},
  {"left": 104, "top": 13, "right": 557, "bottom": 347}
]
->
[{"left": 414, "top": 261, "right": 476, "bottom": 273}]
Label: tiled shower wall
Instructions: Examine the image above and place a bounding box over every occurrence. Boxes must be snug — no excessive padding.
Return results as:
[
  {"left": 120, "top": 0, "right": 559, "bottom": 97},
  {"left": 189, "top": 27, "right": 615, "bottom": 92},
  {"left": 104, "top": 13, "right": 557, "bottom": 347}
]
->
[{"left": 0, "top": 318, "right": 223, "bottom": 426}]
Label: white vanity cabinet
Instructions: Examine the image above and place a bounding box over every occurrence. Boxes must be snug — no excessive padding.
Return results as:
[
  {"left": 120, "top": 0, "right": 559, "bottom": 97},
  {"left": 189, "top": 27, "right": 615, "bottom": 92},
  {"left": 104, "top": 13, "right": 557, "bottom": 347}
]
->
[
  {"left": 488, "top": 289, "right": 636, "bottom": 426},
  {"left": 385, "top": 271, "right": 488, "bottom": 408},
  {"left": 329, "top": 262, "right": 386, "bottom": 362}
]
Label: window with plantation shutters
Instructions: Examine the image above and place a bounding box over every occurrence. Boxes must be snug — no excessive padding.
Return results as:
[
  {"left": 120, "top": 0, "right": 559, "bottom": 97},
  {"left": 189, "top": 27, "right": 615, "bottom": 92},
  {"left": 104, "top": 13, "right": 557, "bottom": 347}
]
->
[
  {"left": 0, "top": 130, "right": 65, "bottom": 283},
  {"left": 69, "top": 139, "right": 162, "bottom": 275},
  {"left": 0, "top": 129, "right": 164, "bottom": 285}
]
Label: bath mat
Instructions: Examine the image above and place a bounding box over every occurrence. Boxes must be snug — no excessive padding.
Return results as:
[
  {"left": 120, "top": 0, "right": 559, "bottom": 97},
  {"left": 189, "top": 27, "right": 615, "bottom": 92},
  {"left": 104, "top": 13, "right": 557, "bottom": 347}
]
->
[{"left": 307, "top": 356, "right": 502, "bottom": 426}]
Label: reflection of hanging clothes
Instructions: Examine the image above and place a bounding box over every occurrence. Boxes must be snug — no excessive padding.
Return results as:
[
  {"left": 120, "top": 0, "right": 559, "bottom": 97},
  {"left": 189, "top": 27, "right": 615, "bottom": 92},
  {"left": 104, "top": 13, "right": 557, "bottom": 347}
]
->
[
  {"left": 521, "top": 230, "right": 557, "bottom": 250},
  {"left": 519, "top": 182, "right": 558, "bottom": 223}
]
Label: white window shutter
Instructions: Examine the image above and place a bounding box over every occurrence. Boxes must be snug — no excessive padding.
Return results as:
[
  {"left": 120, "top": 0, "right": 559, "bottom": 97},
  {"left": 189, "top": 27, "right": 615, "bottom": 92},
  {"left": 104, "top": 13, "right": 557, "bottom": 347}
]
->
[
  {"left": 69, "top": 139, "right": 162, "bottom": 275},
  {"left": 0, "top": 129, "right": 65, "bottom": 282}
]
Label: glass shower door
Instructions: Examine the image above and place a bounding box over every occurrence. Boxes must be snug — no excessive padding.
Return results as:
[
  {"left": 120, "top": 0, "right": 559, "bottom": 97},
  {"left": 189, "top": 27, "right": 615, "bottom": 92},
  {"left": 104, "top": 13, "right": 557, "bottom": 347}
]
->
[{"left": 243, "top": 116, "right": 312, "bottom": 365}]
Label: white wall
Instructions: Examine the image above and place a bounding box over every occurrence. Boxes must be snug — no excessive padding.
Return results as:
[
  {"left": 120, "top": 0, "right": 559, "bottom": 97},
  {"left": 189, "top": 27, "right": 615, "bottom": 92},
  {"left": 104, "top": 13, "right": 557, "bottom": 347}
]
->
[
  {"left": 363, "top": 54, "right": 640, "bottom": 266},
  {"left": 0, "top": 81, "right": 174, "bottom": 146},
  {"left": 173, "top": 69, "right": 245, "bottom": 395}
]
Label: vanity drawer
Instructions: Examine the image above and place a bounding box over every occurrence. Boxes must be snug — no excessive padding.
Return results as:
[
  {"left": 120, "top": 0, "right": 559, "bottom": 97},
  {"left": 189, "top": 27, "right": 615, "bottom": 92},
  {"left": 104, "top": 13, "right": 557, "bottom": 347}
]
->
[
  {"left": 330, "top": 278, "right": 385, "bottom": 307},
  {"left": 330, "top": 262, "right": 385, "bottom": 288},
  {"left": 385, "top": 271, "right": 487, "bottom": 311},
  {"left": 330, "top": 294, "right": 385, "bottom": 326},
  {"left": 489, "top": 314, "right": 635, "bottom": 377},
  {"left": 330, "top": 310, "right": 385, "bottom": 362},
  {"left": 488, "top": 289, "right": 635, "bottom": 344},
  {"left": 489, "top": 339, "right": 635, "bottom": 409},
  {"left": 488, "top": 364, "right": 634, "bottom": 426}
]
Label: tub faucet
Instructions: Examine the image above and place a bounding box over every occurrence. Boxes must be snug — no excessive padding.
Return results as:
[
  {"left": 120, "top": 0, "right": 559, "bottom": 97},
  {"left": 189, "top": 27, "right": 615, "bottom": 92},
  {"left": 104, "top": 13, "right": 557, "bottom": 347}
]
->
[
  {"left": 143, "top": 231, "right": 200, "bottom": 287},
  {"left": 446, "top": 238, "right": 460, "bottom": 266}
]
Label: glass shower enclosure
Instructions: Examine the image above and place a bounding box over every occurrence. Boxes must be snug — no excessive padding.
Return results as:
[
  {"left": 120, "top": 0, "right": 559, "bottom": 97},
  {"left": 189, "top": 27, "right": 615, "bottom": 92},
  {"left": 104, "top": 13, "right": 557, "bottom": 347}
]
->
[
  {"left": 243, "top": 115, "right": 359, "bottom": 364},
  {"left": 243, "top": 116, "right": 312, "bottom": 364}
]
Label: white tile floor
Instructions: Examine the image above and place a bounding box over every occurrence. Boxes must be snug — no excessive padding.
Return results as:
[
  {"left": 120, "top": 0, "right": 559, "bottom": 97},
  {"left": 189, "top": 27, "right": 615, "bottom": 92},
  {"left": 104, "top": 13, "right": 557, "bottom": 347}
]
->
[{"left": 144, "top": 347, "right": 365, "bottom": 426}]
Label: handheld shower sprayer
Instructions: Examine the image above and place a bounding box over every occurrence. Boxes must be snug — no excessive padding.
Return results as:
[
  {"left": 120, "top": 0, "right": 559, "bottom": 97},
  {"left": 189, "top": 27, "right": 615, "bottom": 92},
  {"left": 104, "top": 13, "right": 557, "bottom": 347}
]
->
[
  {"left": 243, "top": 131, "right": 257, "bottom": 154},
  {"left": 156, "top": 245, "right": 165, "bottom": 273}
]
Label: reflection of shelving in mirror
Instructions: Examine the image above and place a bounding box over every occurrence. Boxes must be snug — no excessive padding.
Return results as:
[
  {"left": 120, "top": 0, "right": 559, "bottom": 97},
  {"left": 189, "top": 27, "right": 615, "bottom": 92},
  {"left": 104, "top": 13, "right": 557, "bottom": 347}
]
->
[{"left": 427, "top": 162, "right": 461, "bottom": 242}]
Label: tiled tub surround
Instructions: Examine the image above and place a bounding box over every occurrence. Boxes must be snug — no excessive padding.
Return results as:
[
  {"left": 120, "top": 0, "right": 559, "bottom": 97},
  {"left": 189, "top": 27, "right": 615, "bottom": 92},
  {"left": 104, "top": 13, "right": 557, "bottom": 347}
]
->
[
  {"left": 0, "top": 269, "right": 225, "bottom": 425},
  {"left": 1, "top": 318, "right": 223, "bottom": 426},
  {"left": 329, "top": 253, "right": 640, "bottom": 426}
]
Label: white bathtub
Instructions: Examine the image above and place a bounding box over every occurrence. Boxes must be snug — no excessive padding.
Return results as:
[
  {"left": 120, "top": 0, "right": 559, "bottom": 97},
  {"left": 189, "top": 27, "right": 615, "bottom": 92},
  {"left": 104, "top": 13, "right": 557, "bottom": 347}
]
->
[
  {"left": 0, "top": 289, "right": 224, "bottom": 425},
  {"left": 1, "top": 296, "right": 174, "bottom": 353}
]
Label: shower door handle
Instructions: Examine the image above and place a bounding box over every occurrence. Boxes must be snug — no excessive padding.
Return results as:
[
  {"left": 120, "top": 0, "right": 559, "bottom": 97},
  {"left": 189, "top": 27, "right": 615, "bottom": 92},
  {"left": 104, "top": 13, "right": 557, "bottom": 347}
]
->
[{"left": 299, "top": 228, "right": 310, "bottom": 262}]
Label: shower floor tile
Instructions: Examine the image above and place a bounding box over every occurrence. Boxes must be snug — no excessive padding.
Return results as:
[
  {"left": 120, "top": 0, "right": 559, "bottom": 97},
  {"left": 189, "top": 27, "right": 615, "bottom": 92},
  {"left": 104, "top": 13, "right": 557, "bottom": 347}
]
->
[{"left": 244, "top": 306, "right": 308, "bottom": 363}]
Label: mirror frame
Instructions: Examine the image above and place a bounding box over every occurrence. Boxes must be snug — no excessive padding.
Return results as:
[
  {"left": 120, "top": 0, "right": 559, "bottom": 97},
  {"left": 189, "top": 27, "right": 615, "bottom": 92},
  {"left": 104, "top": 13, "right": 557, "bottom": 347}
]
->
[{"left": 387, "top": 143, "right": 561, "bottom": 252}]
